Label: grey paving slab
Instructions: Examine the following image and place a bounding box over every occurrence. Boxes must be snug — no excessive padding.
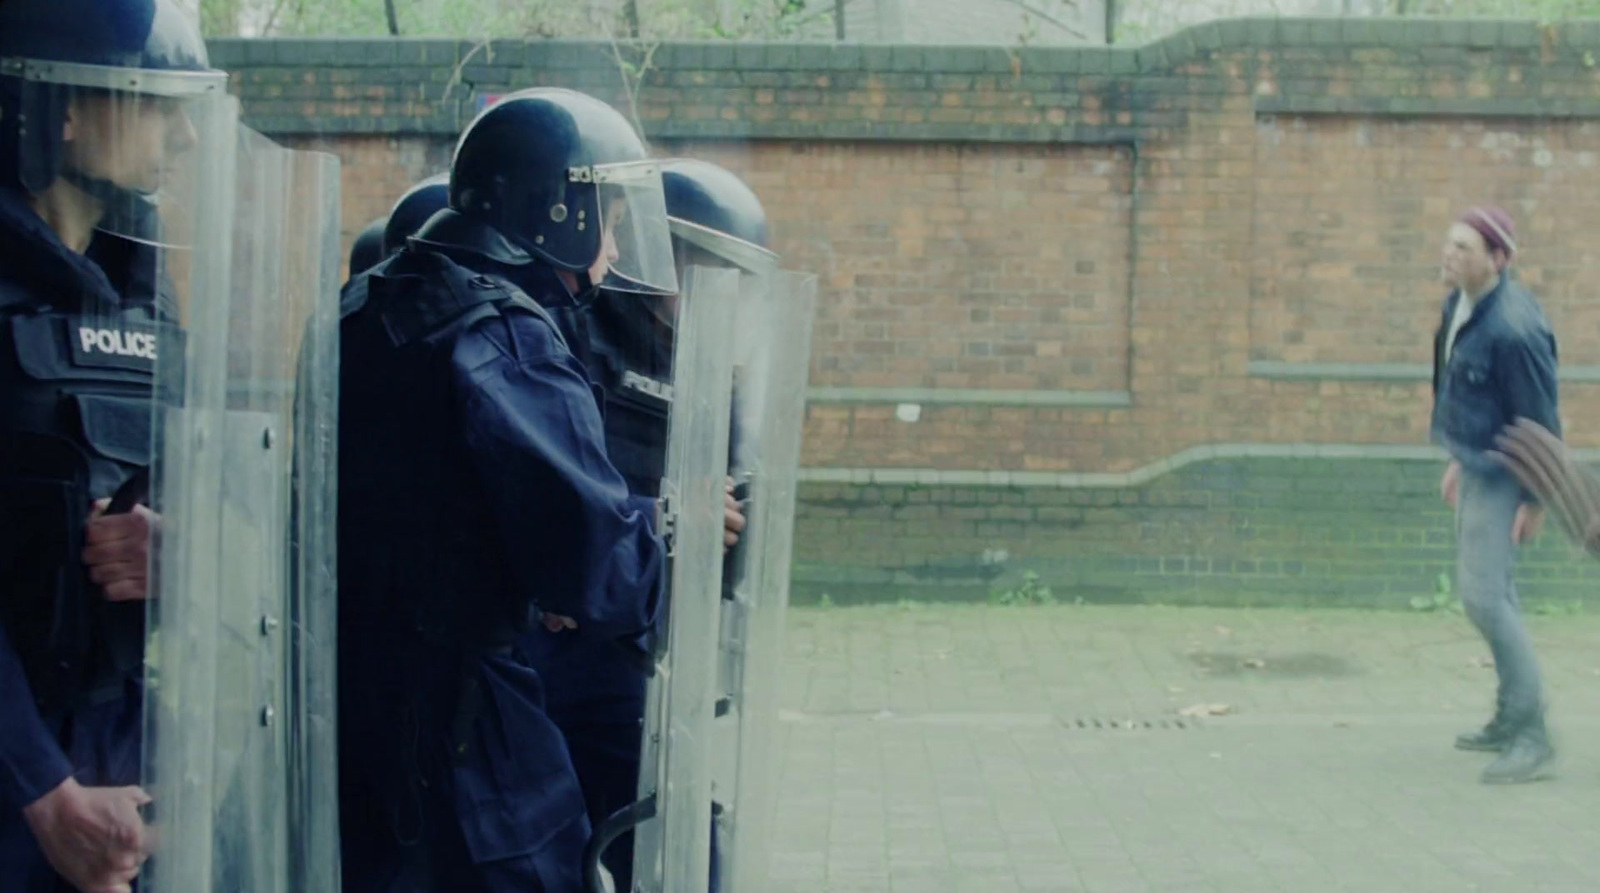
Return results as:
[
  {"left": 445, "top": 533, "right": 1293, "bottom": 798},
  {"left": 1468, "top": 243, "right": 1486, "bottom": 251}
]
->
[{"left": 768, "top": 604, "right": 1600, "bottom": 893}]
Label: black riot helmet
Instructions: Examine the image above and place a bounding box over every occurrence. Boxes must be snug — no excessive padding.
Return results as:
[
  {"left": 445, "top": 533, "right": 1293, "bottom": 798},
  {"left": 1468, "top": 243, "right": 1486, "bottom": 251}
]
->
[
  {"left": 660, "top": 158, "right": 778, "bottom": 276},
  {"left": 448, "top": 87, "right": 677, "bottom": 296},
  {"left": 381, "top": 172, "right": 448, "bottom": 257},
  {"left": 0, "top": 0, "right": 232, "bottom": 247},
  {"left": 348, "top": 215, "right": 387, "bottom": 277}
]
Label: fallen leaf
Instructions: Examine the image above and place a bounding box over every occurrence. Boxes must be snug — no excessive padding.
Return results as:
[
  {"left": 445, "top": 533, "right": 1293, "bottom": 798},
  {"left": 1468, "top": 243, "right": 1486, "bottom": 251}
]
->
[
  {"left": 1179, "top": 703, "right": 1231, "bottom": 718},
  {"left": 1243, "top": 658, "right": 1266, "bottom": 670},
  {"left": 1468, "top": 656, "right": 1494, "bottom": 669},
  {"left": 1215, "top": 626, "right": 1234, "bottom": 637}
]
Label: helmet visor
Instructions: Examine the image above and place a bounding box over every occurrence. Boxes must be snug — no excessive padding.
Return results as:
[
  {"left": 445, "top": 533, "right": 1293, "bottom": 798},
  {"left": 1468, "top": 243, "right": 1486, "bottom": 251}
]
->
[
  {"left": 3, "top": 57, "right": 233, "bottom": 250},
  {"left": 584, "top": 159, "right": 679, "bottom": 296}
]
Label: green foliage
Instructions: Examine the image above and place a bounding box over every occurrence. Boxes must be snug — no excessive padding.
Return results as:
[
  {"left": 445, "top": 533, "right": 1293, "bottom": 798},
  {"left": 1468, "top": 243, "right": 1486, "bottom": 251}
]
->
[
  {"left": 1409, "top": 572, "right": 1463, "bottom": 614},
  {"left": 1111, "top": 0, "right": 1600, "bottom": 45},
  {"left": 205, "top": 0, "right": 829, "bottom": 39},
  {"left": 989, "top": 570, "right": 1058, "bottom": 607},
  {"left": 1396, "top": 0, "right": 1600, "bottom": 20},
  {"left": 1528, "top": 598, "right": 1585, "bottom": 616}
]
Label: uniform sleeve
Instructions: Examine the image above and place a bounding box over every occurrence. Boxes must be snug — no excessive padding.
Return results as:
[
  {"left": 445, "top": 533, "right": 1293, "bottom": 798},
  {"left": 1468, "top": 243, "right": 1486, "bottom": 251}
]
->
[
  {"left": 0, "top": 625, "right": 73, "bottom": 809},
  {"left": 457, "top": 327, "right": 665, "bottom": 642}
]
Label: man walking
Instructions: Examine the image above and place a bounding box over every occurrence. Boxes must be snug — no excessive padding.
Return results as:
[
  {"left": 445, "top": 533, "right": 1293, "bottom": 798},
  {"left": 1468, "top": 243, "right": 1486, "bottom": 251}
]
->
[{"left": 1433, "top": 206, "right": 1561, "bottom": 783}]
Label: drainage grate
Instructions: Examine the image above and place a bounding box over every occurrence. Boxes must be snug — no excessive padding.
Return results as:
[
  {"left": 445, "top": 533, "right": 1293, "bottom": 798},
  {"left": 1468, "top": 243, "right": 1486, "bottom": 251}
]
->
[{"left": 1061, "top": 717, "right": 1197, "bottom": 731}]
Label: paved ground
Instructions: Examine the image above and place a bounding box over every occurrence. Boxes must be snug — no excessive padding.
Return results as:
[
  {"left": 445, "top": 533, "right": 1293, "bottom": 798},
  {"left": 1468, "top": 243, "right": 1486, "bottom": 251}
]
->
[{"left": 765, "top": 604, "right": 1600, "bottom": 893}]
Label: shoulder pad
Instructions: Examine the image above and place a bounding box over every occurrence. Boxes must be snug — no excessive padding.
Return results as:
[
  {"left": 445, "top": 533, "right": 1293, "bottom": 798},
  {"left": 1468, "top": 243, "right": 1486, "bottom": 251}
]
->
[
  {"left": 410, "top": 210, "right": 535, "bottom": 268},
  {"left": 494, "top": 288, "right": 572, "bottom": 356},
  {"left": 371, "top": 250, "right": 553, "bottom": 349}
]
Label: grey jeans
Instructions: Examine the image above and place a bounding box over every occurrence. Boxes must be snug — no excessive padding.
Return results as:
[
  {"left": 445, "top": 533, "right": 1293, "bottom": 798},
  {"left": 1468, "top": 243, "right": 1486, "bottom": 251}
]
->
[{"left": 1455, "top": 469, "right": 1545, "bottom": 730}]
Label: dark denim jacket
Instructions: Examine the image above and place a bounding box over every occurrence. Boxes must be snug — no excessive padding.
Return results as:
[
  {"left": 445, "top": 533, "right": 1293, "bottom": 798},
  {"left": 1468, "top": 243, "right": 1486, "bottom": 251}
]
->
[{"left": 1430, "top": 272, "right": 1561, "bottom": 480}]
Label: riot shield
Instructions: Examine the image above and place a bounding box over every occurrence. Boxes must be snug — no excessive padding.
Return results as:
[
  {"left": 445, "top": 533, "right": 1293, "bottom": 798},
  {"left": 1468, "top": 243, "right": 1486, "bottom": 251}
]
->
[
  {"left": 621, "top": 264, "right": 741, "bottom": 893},
  {"left": 712, "top": 270, "right": 818, "bottom": 892},
  {"left": 140, "top": 126, "right": 342, "bottom": 893},
  {"left": 284, "top": 146, "right": 344, "bottom": 893}
]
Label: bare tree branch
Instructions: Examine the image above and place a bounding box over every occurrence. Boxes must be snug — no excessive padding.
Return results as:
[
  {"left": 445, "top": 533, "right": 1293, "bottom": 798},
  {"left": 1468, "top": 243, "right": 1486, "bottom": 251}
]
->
[
  {"left": 761, "top": 0, "right": 854, "bottom": 36},
  {"left": 442, "top": 39, "right": 495, "bottom": 104},
  {"left": 995, "top": 0, "right": 1090, "bottom": 39},
  {"left": 608, "top": 37, "right": 661, "bottom": 150},
  {"left": 260, "top": 0, "right": 294, "bottom": 36}
]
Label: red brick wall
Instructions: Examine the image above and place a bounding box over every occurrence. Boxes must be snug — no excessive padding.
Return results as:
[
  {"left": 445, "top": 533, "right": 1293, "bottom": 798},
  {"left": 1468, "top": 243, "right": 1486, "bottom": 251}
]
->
[{"left": 249, "top": 23, "right": 1600, "bottom": 478}]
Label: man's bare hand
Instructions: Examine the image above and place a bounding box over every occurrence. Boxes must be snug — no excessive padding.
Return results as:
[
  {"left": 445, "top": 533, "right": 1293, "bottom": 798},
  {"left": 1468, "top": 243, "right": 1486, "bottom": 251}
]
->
[
  {"left": 22, "top": 778, "right": 151, "bottom": 893},
  {"left": 84, "top": 501, "right": 157, "bottom": 602},
  {"left": 1512, "top": 503, "right": 1545, "bottom": 546},
  {"left": 1490, "top": 418, "right": 1600, "bottom": 554},
  {"left": 724, "top": 478, "right": 747, "bottom": 552},
  {"left": 1441, "top": 460, "right": 1462, "bottom": 509}
]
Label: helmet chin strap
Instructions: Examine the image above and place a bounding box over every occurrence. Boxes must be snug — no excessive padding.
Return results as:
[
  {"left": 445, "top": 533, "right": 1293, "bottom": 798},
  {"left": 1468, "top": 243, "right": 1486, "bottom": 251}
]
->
[
  {"left": 571, "top": 269, "right": 604, "bottom": 308},
  {"left": 59, "top": 167, "right": 156, "bottom": 242}
]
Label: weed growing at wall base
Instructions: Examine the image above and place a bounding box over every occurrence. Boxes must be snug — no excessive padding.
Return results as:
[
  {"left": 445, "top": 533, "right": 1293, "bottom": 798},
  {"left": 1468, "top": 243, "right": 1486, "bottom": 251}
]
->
[{"left": 989, "top": 570, "right": 1060, "bottom": 606}]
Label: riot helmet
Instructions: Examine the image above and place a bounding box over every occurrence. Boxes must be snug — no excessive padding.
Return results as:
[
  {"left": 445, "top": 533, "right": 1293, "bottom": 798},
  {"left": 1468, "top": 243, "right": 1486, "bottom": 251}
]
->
[
  {"left": 660, "top": 158, "right": 778, "bottom": 276},
  {"left": 449, "top": 87, "right": 677, "bottom": 296},
  {"left": 0, "top": 0, "right": 235, "bottom": 248},
  {"left": 348, "top": 215, "right": 387, "bottom": 276},
  {"left": 381, "top": 172, "right": 448, "bottom": 257}
]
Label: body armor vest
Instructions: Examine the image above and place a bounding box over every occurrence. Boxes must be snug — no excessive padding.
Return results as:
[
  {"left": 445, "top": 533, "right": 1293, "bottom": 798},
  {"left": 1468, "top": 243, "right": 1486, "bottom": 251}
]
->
[
  {"left": 0, "top": 281, "right": 165, "bottom": 718},
  {"left": 568, "top": 293, "right": 674, "bottom": 499}
]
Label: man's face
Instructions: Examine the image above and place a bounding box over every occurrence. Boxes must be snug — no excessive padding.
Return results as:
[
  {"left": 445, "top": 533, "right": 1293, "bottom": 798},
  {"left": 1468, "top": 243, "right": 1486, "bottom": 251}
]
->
[
  {"left": 588, "top": 196, "right": 626, "bottom": 285},
  {"left": 64, "top": 92, "right": 198, "bottom": 195},
  {"left": 1441, "top": 222, "right": 1503, "bottom": 292}
]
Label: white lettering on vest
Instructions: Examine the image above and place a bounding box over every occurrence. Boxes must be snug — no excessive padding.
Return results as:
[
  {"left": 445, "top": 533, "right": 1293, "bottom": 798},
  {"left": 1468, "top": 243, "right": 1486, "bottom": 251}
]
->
[
  {"left": 79, "top": 327, "right": 157, "bottom": 361},
  {"left": 622, "top": 370, "right": 674, "bottom": 402}
]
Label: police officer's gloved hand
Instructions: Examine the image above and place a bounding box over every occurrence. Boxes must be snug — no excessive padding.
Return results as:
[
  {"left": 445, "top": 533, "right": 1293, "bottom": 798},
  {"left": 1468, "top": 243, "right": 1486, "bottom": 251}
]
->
[
  {"left": 22, "top": 777, "right": 152, "bottom": 893},
  {"left": 83, "top": 501, "right": 158, "bottom": 602},
  {"left": 540, "top": 612, "right": 578, "bottom": 633}
]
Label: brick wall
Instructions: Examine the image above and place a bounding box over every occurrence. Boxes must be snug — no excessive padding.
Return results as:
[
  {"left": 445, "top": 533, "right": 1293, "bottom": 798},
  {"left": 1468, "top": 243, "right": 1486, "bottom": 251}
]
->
[
  {"left": 212, "top": 20, "right": 1600, "bottom": 603},
  {"left": 795, "top": 455, "right": 1600, "bottom": 607}
]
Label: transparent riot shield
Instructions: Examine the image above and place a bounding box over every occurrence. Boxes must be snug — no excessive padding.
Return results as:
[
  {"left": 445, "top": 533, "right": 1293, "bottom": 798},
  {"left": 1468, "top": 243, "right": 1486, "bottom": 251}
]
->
[
  {"left": 141, "top": 126, "right": 342, "bottom": 893},
  {"left": 712, "top": 270, "right": 818, "bottom": 892},
  {"left": 284, "top": 146, "right": 344, "bottom": 893},
  {"left": 616, "top": 264, "right": 740, "bottom": 893}
]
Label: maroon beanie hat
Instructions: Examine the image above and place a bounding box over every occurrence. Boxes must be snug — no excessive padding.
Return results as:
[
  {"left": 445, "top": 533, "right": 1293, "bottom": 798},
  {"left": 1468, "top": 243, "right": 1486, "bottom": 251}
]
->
[{"left": 1458, "top": 205, "right": 1518, "bottom": 258}]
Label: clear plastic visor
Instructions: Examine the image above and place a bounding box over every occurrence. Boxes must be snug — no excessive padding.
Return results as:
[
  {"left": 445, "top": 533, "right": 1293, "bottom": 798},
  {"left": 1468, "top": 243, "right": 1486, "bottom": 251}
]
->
[
  {"left": 3, "top": 57, "right": 232, "bottom": 250},
  {"left": 582, "top": 160, "right": 680, "bottom": 296}
]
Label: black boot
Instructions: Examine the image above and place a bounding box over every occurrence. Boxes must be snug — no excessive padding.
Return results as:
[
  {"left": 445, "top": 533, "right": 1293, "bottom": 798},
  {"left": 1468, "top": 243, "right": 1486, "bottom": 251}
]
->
[
  {"left": 1480, "top": 719, "right": 1554, "bottom": 784},
  {"left": 1455, "top": 720, "right": 1514, "bottom": 753}
]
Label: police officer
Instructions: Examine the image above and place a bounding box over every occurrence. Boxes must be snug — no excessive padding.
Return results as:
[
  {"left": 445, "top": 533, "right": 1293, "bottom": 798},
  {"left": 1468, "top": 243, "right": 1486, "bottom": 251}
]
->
[
  {"left": 336, "top": 87, "right": 675, "bottom": 893},
  {"left": 0, "top": 1, "right": 225, "bottom": 891},
  {"left": 349, "top": 215, "right": 389, "bottom": 278},
  {"left": 347, "top": 174, "right": 448, "bottom": 282},
  {"left": 381, "top": 172, "right": 449, "bottom": 259},
  {"left": 520, "top": 157, "right": 777, "bottom": 893}
]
